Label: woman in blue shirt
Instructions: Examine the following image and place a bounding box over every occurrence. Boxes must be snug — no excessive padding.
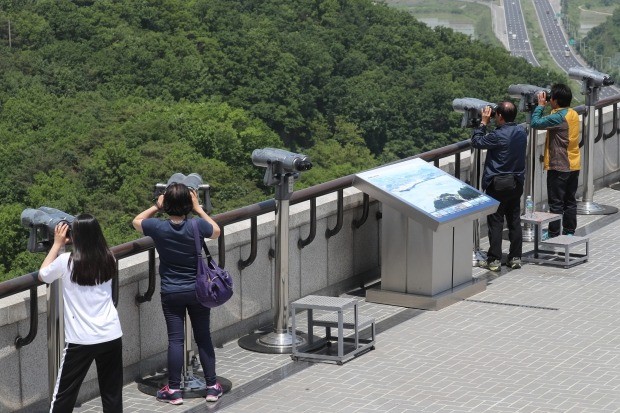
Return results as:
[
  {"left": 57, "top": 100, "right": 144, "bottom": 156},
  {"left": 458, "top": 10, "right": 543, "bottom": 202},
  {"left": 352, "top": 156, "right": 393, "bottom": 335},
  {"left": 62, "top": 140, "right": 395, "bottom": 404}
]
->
[{"left": 133, "top": 183, "right": 222, "bottom": 404}]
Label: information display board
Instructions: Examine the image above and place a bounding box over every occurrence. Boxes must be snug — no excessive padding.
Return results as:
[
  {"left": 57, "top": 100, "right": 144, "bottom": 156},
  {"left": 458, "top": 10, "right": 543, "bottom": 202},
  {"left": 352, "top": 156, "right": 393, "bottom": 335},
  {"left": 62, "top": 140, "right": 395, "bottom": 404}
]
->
[
  {"left": 354, "top": 157, "right": 494, "bottom": 309},
  {"left": 354, "top": 158, "right": 498, "bottom": 231}
]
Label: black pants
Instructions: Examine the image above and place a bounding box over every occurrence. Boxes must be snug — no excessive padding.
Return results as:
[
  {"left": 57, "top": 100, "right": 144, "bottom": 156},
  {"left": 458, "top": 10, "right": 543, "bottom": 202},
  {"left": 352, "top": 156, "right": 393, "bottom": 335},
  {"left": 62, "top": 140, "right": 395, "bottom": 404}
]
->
[
  {"left": 547, "top": 170, "right": 579, "bottom": 236},
  {"left": 50, "top": 337, "right": 123, "bottom": 413},
  {"left": 486, "top": 180, "right": 523, "bottom": 262}
]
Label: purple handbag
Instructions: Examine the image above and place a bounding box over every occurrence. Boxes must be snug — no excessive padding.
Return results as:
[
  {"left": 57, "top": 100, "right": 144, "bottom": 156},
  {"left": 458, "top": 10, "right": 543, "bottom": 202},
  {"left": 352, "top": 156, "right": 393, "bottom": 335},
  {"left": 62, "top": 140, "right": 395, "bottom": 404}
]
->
[{"left": 191, "top": 219, "right": 233, "bottom": 308}]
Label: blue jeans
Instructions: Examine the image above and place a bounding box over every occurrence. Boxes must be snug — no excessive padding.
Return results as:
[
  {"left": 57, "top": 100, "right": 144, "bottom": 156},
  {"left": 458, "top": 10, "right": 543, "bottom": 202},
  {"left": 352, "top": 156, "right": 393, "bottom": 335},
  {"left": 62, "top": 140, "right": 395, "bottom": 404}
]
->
[{"left": 161, "top": 290, "right": 216, "bottom": 388}]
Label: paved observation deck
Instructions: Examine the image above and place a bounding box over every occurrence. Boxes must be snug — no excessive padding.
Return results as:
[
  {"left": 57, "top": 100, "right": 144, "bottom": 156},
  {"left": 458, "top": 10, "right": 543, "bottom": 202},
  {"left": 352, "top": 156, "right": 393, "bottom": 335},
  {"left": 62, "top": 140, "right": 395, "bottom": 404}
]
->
[{"left": 73, "top": 187, "right": 620, "bottom": 413}]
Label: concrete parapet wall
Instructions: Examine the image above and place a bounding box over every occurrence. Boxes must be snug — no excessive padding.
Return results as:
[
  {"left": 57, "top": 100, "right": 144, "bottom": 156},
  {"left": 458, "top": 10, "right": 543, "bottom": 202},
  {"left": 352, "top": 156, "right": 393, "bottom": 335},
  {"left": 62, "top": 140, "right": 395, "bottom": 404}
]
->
[{"left": 0, "top": 189, "right": 380, "bottom": 412}]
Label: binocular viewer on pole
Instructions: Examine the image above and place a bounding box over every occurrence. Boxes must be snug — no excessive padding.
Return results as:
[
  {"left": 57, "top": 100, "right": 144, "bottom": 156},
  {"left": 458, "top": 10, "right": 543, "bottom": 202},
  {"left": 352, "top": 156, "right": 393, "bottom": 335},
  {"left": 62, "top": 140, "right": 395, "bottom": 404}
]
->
[
  {"left": 508, "top": 84, "right": 551, "bottom": 112},
  {"left": 252, "top": 147, "right": 312, "bottom": 189},
  {"left": 238, "top": 147, "right": 313, "bottom": 353},
  {"left": 154, "top": 173, "right": 213, "bottom": 213},
  {"left": 452, "top": 98, "right": 498, "bottom": 128},
  {"left": 569, "top": 67, "right": 615, "bottom": 104},
  {"left": 569, "top": 67, "right": 614, "bottom": 88},
  {"left": 20, "top": 207, "right": 75, "bottom": 253}
]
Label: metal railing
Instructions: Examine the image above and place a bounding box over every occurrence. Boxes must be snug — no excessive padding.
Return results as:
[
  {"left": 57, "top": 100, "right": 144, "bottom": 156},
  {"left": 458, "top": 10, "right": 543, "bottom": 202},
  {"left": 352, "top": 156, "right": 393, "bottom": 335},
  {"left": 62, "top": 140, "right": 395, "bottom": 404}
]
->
[{"left": 0, "top": 139, "right": 472, "bottom": 350}]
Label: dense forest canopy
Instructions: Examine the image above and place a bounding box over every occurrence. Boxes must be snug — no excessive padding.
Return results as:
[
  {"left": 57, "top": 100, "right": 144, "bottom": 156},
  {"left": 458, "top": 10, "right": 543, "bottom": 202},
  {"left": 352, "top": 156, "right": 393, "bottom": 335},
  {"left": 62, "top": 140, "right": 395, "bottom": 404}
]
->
[{"left": 0, "top": 0, "right": 563, "bottom": 278}]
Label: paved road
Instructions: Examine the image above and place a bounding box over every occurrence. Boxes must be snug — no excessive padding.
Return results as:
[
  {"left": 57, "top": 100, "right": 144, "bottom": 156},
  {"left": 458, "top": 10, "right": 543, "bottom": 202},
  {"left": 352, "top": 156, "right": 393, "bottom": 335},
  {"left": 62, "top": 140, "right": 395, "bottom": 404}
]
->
[
  {"left": 533, "top": 0, "right": 618, "bottom": 98},
  {"left": 503, "top": 0, "right": 539, "bottom": 66}
]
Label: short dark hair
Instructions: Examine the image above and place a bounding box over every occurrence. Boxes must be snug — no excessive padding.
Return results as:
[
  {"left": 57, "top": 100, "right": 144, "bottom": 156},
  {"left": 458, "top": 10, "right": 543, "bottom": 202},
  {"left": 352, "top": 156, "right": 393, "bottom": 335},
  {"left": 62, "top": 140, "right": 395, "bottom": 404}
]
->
[
  {"left": 551, "top": 83, "right": 572, "bottom": 107},
  {"left": 496, "top": 101, "right": 517, "bottom": 122},
  {"left": 163, "top": 183, "right": 193, "bottom": 216}
]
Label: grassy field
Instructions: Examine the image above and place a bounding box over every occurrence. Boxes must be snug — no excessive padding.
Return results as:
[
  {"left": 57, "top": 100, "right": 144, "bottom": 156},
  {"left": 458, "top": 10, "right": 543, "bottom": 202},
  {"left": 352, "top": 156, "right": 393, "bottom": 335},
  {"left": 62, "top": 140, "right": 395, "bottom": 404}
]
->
[
  {"left": 384, "top": 0, "right": 502, "bottom": 47},
  {"left": 565, "top": 0, "right": 616, "bottom": 37}
]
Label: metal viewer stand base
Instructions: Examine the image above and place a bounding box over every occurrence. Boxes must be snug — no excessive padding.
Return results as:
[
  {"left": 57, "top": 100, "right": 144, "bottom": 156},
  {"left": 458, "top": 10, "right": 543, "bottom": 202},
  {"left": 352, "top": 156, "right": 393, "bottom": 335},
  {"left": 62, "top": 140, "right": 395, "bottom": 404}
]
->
[
  {"left": 238, "top": 330, "right": 307, "bottom": 354},
  {"left": 576, "top": 201, "right": 618, "bottom": 215},
  {"left": 137, "top": 373, "right": 232, "bottom": 399}
]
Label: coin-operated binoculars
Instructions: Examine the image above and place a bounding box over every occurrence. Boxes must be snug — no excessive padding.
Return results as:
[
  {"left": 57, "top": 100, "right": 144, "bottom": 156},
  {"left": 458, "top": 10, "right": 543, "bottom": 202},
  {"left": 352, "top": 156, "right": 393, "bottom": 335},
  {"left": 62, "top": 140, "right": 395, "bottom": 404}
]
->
[
  {"left": 21, "top": 207, "right": 75, "bottom": 253},
  {"left": 239, "top": 148, "right": 312, "bottom": 353},
  {"left": 508, "top": 84, "right": 551, "bottom": 113},
  {"left": 20, "top": 206, "right": 75, "bottom": 403},
  {"left": 568, "top": 67, "right": 617, "bottom": 215},
  {"left": 452, "top": 98, "right": 498, "bottom": 129},
  {"left": 155, "top": 172, "right": 213, "bottom": 214},
  {"left": 508, "top": 84, "right": 552, "bottom": 241},
  {"left": 452, "top": 98, "right": 497, "bottom": 266}
]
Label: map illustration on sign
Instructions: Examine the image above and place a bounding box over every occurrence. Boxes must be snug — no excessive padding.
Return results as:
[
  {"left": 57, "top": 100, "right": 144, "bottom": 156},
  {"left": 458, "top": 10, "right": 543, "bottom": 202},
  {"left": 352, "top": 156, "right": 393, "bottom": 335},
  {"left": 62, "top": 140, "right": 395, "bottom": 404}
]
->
[{"left": 354, "top": 158, "right": 498, "bottom": 227}]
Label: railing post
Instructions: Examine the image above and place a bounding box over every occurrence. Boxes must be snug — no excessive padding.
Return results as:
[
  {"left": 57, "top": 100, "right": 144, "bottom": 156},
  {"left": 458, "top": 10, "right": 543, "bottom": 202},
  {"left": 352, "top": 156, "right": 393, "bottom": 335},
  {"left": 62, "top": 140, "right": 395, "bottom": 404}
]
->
[
  {"left": 47, "top": 259, "right": 64, "bottom": 404},
  {"left": 298, "top": 198, "right": 317, "bottom": 248},
  {"left": 238, "top": 217, "right": 258, "bottom": 269},
  {"left": 135, "top": 248, "right": 156, "bottom": 304},
  {"left": 14, "top": 286, "right": 39, "bottom": 348},
  {"left": 325, "top": 189, "right": 343, "bottom": 238}
]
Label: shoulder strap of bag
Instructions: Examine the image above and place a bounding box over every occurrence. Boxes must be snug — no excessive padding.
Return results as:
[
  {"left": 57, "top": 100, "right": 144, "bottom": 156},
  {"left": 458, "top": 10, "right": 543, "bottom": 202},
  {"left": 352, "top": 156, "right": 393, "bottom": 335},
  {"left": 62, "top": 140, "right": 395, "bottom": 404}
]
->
[
  {"left": 192, "top": 219, "right": 214, "bottom": 260},
  {"left": 201, "top": 240, "right": 212, "bottom": 259},
  {"left": 190, "top": 219, "right": 204, "bottom": 259}
]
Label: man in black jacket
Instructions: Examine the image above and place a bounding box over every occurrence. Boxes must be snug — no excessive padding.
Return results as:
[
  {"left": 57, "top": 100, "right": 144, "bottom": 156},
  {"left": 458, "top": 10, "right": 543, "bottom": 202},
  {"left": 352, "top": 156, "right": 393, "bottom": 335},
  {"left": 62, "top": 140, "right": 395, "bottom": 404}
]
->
[{"left": 471, "top": 101, "right": 527, "bottom": 272}]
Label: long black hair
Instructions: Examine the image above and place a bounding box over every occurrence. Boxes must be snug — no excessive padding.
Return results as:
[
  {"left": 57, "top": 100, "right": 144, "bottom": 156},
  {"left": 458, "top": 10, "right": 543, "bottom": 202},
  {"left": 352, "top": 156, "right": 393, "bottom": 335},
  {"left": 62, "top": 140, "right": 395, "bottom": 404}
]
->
[{"left": 69, "top": 214, "right": 116, "bottom": 286}]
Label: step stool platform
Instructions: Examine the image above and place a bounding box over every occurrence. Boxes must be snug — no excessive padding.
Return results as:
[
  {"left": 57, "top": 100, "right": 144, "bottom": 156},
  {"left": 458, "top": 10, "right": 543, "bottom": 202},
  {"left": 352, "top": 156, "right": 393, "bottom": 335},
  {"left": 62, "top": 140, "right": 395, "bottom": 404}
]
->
[
  {"left": 290, "top": 295, "right": 375, "bottom": 365},
  {"left": 524, "top": 234, "right": 589, "bottom": 268}
]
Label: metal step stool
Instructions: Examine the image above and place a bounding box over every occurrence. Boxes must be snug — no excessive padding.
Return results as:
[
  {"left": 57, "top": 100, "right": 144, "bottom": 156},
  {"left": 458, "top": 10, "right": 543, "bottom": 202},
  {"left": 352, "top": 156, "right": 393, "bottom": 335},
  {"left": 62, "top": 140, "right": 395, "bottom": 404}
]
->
[
  {"left": 536, "top": 235, "right": 589, "bottom": 268},
  {"left": 290, "top": 295, "right": 376, "bottom": 365}
]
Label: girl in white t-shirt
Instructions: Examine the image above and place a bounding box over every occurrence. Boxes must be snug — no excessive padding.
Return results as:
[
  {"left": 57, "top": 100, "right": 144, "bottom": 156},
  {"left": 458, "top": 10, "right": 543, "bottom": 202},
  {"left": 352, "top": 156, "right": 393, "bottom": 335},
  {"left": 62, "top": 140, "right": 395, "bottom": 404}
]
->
[{"left": 39, "top": 214, "right": 123, "bottom": 413}]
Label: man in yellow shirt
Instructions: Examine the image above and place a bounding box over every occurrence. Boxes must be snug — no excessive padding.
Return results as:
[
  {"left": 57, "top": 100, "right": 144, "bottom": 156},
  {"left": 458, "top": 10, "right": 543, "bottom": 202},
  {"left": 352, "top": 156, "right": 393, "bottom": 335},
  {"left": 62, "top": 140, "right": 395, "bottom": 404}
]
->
[{"left": 531, "top": 83, "right": 581, "bottom": 238}]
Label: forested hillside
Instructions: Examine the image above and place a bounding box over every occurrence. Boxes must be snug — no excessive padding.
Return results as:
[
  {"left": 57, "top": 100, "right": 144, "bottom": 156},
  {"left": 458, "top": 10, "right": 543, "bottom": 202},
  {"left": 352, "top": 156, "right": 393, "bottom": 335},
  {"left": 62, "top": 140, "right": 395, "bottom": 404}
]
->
[
  {"left": 0, "top": 0, "right": 563, "bottom": 278},
  {"left": 579, "top": 7, "right": 620, "bottom": 80}
]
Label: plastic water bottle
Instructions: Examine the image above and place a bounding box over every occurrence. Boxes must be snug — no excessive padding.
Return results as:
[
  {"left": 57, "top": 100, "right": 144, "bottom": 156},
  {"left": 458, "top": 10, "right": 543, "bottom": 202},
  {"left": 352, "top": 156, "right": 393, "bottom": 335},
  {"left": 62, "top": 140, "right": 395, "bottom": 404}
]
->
[{"left": 525, "top": 195, "right": 534, "bottom": 218}]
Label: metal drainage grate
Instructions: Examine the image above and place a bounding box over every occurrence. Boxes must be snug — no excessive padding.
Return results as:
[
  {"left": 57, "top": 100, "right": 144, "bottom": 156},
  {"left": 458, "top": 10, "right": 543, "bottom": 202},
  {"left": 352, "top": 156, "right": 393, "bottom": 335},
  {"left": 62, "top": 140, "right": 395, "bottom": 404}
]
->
[{"left": 464, "top": 299, "right": 558, "bottom": 311}]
